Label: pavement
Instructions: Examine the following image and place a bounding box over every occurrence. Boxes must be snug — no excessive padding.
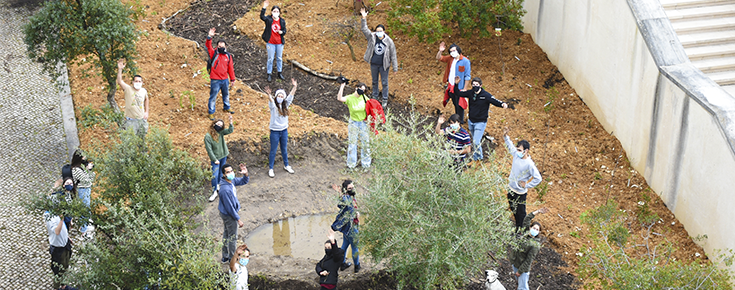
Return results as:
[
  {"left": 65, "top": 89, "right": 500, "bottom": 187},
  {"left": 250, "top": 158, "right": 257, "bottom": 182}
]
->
[{"left": 0, "top": 4, "right": 73, "bottom": 289}]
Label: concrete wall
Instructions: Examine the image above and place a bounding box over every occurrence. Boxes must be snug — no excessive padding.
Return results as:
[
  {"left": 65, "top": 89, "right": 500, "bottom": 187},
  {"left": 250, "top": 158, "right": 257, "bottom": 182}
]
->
[{"left": 521, "top": 0, "right": 735, "bottom": 264}]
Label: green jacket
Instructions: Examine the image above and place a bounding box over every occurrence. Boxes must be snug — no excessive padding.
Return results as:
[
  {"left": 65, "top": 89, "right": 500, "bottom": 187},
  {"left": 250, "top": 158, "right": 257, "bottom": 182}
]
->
[
  {"left": 204, "top": 124, "right": 233, "bottom": 162},
  {"left": 509, "top": 212, "right": 541, "bottom": 273}
]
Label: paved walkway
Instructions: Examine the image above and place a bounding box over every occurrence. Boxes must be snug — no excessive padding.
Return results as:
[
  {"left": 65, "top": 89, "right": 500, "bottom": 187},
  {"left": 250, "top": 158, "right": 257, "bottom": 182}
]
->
[{"left": 0, "top": 5, "right": 69, "bottom": 289}]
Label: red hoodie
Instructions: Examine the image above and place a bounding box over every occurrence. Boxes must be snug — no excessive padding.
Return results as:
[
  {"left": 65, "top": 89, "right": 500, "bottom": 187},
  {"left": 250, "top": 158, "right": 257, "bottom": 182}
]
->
[{"left": 205, "top": 37, "right": 236, "bottom": 81}]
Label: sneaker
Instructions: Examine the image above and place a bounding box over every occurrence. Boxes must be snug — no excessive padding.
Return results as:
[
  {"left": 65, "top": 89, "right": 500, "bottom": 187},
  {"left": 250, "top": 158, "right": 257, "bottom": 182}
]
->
[
  {"left": 223, "top": 108, "right": 234, "bottom": 114},
  {"left": 340, "top": 262, "right": 352, "bottom": 271},
  {"left": 354, "top": 263, "right": 362, "bottom": 273},
  {"left": 221, "top": 257, "right": 230, "bottom": 263},
  {"left": 267, "top": 74, "right": 272, "bottom": 82},
  {"left": 208, "top": 114, "right": 215, "bottom": 120},
  {"left": 268, "top": 169, "right": 275, "bottom": 178},
  {"left": 278, "top": 72, "right": 285, "bottom": 80},
  {"left": 284, "top": 166, "right": 294, "bottom": 174},
  {"left": 208, "top": 189, "right": 218, "bottom": 202},
  {"left": 381, "top": 100, "right": 387, "bottom": 108}
]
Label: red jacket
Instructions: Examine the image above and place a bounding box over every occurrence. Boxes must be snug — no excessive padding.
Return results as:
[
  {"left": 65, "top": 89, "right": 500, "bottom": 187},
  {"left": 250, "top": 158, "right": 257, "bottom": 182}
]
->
[
  {"left": 205, "top": 37, "right": 236, "bottom": 81},
  {"left": 365, "top": 99, "right": 386, "bottom": 135}
]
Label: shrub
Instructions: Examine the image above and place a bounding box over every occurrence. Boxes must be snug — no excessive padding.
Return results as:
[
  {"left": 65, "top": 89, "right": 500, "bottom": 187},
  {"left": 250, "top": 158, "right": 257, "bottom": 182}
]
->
[{"left": 360, "top": 110, "right": 516, "bottom": 289}]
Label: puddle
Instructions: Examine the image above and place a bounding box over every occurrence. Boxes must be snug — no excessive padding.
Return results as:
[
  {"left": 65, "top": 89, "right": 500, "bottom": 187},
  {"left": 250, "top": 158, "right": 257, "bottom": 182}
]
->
[{"left": 245, "top": 214, "right": 356, "bottom": 260}]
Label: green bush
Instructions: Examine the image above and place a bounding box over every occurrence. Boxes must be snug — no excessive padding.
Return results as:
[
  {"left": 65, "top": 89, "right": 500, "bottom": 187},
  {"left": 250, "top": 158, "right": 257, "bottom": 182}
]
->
[
  {"left": 387, "top": 0, "right": 526, "bottom": 43},
  {"left": 79, "top": 105, "right": 124, "bottom": 129},
  {"left": 578, "top": 202, "right": 733, "bottom": 289},
  {"left": 26, "top": 128, "right": 227, "bottom": 289},
  {"left": 361, "top": 110, "right": 516, "bottom": 289}
]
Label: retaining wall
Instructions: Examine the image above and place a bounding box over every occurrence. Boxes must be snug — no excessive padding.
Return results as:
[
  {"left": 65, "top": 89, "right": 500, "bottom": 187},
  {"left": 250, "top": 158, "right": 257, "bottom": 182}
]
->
[{"left": 521, "top": 0, "right": 735, "bottom": 265}]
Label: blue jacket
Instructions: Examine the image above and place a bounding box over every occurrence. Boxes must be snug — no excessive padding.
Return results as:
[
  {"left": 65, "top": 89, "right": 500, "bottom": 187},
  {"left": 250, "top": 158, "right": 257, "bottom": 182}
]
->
[
  {"left": 440, "top": 54, "right": 472, "bottom": 90},
  {"left": 217, "top": 176, "right": 249, "bottom": 220},
  {"left": 333, "top": 195, "right": 358, "bottom": 236}
]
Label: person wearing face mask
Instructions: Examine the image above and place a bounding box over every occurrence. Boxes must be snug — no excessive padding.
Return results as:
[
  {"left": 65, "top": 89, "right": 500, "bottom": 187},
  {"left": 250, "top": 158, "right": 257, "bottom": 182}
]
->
[
  {"left": 455, "top": 77, "right": 509, "bottom": 161},
  {"left": 261, "top": 0, "right": 287, "bottom": 82},
  {"left": 509, "top": 207, "right": 549, "bottom": 290},
  {"left": 205, "top": 115, "right": 234, "bottom": 202},
  {"left": 218, "top": 163, "right": 249, "bottom": 263},
  {"left": 360, "top": 8, "right": 398, "bottom": 108},
  {"left": 502, "top": 127, "right": 542, "bottom": 229},
  {"left": 264, "top": 78, "right": 298, "bottom": 178},
  {"left": 316, "top": 228, "right": 345, "bottom": 290},
  {"left": 70, "top": 150, "right": 95, "bottom": 237},
  {"left": 330, "top": 180, "right": 361, "bottom": 273},
  {"left": 337, "top": 82, "right": 371, "bottom": 169},
  {"left": 436, "top": 42, "right": 472, "bottom": 124},
  {"left": 229, "top": 244, "right": 251, "bottom": 290},
  {"left": 206, "top": 27, "right": 237, "bottom": 120},
  {"left": 435, "top": 114, "right": 472, "bottom": 166},
  {"left": 116, "top": 59, "right": 150, "bottom": 137}
]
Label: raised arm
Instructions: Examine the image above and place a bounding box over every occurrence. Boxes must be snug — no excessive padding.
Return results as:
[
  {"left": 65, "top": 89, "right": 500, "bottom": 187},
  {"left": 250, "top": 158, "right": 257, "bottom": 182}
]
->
[
  {"left": 436, "top": 42, "right": 446, "bottom": 61},
  {"left": 116, "top": 59, "right": 128, "bottom": 89},
  {"left": 260, "top": 0, "right": 269, "bottom": 21},
  {"left": 503, "top": 127, "right": 516, "bottom": 154},
  {"left": 435, "top": 115, "right": 445, "bottom": 135},
  {"left": 360, "top": 8, "right": 371, "bottom": 40},
  {"left": 289, "top": 78, "right": 298, "bottom": 96},
  {"left": 337, "top": 83, "right": 348, "bottom": 103}
]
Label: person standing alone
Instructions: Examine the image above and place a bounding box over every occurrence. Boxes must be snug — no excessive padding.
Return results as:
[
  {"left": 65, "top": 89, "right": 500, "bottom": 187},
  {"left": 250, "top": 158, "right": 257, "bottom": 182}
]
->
[
  {"left": 265, "top": 78, "right": 298, "bottom": 178},
  {"left": 503, "top": 127, "right": 542, "bottom": 229},
  {"left": 206, "top": 28, "right": 236, "bottom": 120},
  {"left": 360, "top": 7, "right": 397, "bottom": 108},
  {"left": 116, "top": 59, "right": 150, "bottom": 137},
  {"left": 261, "top": 0, "right": 287, "bottom": 82}
]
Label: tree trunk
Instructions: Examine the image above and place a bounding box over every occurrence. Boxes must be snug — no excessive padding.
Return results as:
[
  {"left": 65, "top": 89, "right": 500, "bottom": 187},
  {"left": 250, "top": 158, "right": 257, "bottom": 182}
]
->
[{"left": 107, "top": 83, "right": 120, "bottom": 112}]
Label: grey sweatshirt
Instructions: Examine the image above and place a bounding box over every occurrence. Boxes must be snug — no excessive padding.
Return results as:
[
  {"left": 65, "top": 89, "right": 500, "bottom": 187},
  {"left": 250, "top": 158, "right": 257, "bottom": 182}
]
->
[
  {"left": 505, "top": 135, "right": 542, "bottom": 194},
  {"left": 361, "top": 18, "right": 398, "bottom": 72},
  {"left": 269, "top": 94, "right": 294, "bottom": 131}
]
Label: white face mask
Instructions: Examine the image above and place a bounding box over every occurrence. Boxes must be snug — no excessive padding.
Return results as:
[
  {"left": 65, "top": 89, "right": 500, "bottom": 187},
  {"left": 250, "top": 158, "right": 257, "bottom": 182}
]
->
[
  {"left": 376, "top": 31, "right": 384, "bottom": 38},
  {"left": 450, "top": 51, "right": 459, "bottom": 58},
  {"left": 529, "top": 228, "right": 539, "bottom": 237},
  {"left": 133, "top": 82, "right": 143, "bottom": 90},
  {"left": 449, "top": 123, "right": 460, "bottom": 131},
  {"left": 272, "top": 11, "right": 279, "bottom": 18},
  {"left": 276, "top": 96, "right": 284, "bottom": 103}
]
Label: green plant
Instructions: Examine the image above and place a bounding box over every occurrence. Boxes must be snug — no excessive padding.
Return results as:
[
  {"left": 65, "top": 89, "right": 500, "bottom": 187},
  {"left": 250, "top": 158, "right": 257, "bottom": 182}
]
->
[
  {"left": 635, "top": 192, "right": 659, "bottom": 225},
  {"left": 570, "top": 231, "right": 580, "bottom": 238},
  {"left": 181, "top": 90, "right": 195, "bottom": 110},
  {"left": 79, "top": 105, "right": 124, "bottom": 129},
  {"left": 578, "top": 202, "right": 734, "bottom": 289},
  {"left": 361, "top": 109, "right": 516, "bottom": 290},
  {"left": 535, "top": 181, "right": 549, "bottom": 201},
  {"left": 594, "top": 171, "right": 602, "bottom": 180},
  {"left": 387, "top": 0, "right": 526, "bottom": 43},
  {"left": 543, "top": 86, "right": 558, "bottom": 113},
  {"left": 24, "top": 0, "right": 141, "bottom": 112}
]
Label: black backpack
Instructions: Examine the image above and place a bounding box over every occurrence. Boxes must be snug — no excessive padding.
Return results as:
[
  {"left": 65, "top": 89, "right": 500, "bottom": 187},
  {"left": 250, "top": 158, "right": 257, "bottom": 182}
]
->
[{"left": 207, "top": 51, "right": 232, "bottom": 74}]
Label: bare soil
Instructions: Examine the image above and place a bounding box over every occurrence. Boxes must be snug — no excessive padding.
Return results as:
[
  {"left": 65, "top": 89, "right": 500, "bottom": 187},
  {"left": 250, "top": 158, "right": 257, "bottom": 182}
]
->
[{"left": 64, "top": 0, "right": 712, "bottom": 288}]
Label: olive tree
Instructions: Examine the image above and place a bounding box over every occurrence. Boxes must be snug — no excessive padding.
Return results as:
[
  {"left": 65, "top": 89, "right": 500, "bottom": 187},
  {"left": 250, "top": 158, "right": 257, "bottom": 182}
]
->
[{"left": 24, "top": 0, "right": 140, "bottom": 112}]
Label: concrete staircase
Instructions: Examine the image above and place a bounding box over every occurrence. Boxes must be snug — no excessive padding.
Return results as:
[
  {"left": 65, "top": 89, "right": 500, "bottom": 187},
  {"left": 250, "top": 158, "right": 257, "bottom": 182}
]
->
[{"left": 662, "top": 0, "right": 735, "bottom": 93}]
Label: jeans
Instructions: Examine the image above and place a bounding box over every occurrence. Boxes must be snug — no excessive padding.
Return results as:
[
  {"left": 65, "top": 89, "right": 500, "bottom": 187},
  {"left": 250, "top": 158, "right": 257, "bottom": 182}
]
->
[
  {"left": 347, "top": 120, "right": 371, "bottom": 168},
  {"left": 507, "top": 191, "right": 527, "bottom": 229},
  {"left": 78, "top": 187, "right": 91, "bottom": 233},
  {"left": 209, "top": 79, "right": 231, "bottom": 114},
  {"left": 512, "top": 265, "right": 530, "bottom": 290},
  {"left": 266, "top": 43, "right": 284, "bottom": 74},
  {"left": 467, "top": 119, "right": 487, "bottom": 160},
  {"left": 124, "top": 117, "right": 149, "bottom": 138},
  {"left": 220, "top": 212, "right": 238, "bottom": 260},
  {"left": 269, "top": 129, "right": 289, "bottom": 169},
  {"left": 370, "top": 64, "right": 389, "bottom": 101},
  {"left": 341, "top": 232, "right": 360, "bottom": 266},
  {"left": 211, "top": 156, "right": 228, "bottom": 189}
]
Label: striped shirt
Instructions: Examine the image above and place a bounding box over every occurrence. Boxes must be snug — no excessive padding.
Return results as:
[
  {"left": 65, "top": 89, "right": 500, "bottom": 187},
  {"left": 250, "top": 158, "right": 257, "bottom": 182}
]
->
[
  {"left": 442, "top": 127, "right": 471, "bottom": 160},
  {"left": 72, "top": 167, "right": 95, "bottom": 188}
]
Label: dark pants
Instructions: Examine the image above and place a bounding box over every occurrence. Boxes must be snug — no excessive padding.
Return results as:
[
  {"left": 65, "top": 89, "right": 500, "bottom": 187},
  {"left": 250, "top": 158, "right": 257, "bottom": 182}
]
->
[
  {"left": 447, "top": 88, "right": 464, "bottom": 123},
  {"left": 320, "top": 286, "right": 337, "bottom": 290},
  {"left": 507, "top": 191, "right": 527, "bottom": 229},
  {"left": 220, "top": 212, "right": 238, "bottom": 260},
  {"left": 370, "top": 63, "right": 389, "bottom": 101},
  {"left": 50, "top": 244, "right": 71, "bottom": 289}
]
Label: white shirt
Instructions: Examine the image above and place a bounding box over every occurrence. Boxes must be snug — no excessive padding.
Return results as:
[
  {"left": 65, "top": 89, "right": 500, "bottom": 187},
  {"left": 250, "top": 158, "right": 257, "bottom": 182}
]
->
[
  {"left": 230, "top": 263, "right": 249, "bottom": 290},
  {"left": 448, "top": 58, "right": 459, "bottom": 86},
  {"left": 45, "top": 213, "right": 68, "bottom": 247}
]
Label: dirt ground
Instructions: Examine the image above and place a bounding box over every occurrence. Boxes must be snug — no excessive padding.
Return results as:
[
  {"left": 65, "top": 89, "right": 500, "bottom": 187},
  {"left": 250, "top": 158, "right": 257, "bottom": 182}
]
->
[{"left": 64, "top": 0, "right": 713, "bottom": 288}]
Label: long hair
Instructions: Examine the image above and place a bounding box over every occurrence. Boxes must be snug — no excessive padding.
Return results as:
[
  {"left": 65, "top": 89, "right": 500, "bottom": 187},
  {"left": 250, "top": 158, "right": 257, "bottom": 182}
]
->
[
  {"left": 209, "top": 119, "right": 224, "bottom": 139},
  {"left": 274, "top": 90, "right": 289, "bottom": 117},
  {"left": 71, "top": 149, "right": 85, "bottom": 168}
]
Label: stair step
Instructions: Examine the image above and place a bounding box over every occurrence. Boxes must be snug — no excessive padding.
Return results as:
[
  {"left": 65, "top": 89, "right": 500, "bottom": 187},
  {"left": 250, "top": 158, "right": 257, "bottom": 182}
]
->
[
  {"left": 686, "top": 43, "right": 735, "bottom": 60},
  {"left": 666, "top": 4, "right": 735, "bottom": 21},
  {"left": 692, "top": 56, "right": 735, "bottom": 72},
  {"left": 706, "top": 70, "right": 735, "bottom": 85},
  {"left": 678, "top": 30, "right": 735, "bottom": 47},
  {"left": 672, "top": 16, "right": 735, "bottom": 34},
  {"left": 661, "top": 0, "right": 735, "bottom": 10}
]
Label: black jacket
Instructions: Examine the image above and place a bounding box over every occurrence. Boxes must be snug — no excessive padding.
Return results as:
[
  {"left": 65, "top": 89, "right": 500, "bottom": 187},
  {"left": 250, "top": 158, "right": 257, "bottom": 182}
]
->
[
  {"left": 315, "top": 242, "right": 345, "bottom": 285},
  {"left": 260, "top": 8, "right": 287, "bottom": 44},
  {"left": 456, "top": 88, "right": 505, "bottom": 123}
]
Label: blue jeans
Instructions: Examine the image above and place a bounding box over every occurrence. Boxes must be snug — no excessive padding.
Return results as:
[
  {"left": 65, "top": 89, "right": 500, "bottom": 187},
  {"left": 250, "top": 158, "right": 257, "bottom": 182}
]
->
[
  {"left": 78, "top": 187, "right": 91, "bottom": 233},
  {"left": 347, "top": 120, "right": 371, "bottom": 168},
  {"left": 512, "top": 265, "right": 530, "bottom": 290},
  {"left": 467, "top": 119, "right": 487, "bottom": 160},
  {"left": 269, "top": 129, "right": 289, "bottom": 169},
  {"left": 211, "top": 156, "right": 227, "bottom": 189},
  {"left": 209, "top": 79, "right": 231, "bottom": 114},
  {"left": 341, "top": 232, "right": 360, "bottom": 266},
  {"left": 266, "top": 43, "right": 284, "bottom": 74}
]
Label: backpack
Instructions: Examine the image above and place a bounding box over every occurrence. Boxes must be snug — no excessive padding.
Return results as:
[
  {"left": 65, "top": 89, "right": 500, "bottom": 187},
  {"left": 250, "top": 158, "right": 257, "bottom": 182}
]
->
[
  {"left": 61, "top": 164, "right": 79, "bottom": 193},
  {"left": 207, "top": 51, "right": 232, "bottom": 74}
]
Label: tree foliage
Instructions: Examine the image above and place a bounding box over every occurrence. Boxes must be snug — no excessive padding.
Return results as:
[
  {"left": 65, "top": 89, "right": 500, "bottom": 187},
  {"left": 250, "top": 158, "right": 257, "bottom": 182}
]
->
[
  {"left": 24, "top": 0, "right": 140, "bottom": 112},
  {"left": 387, "top": 0, "right": 526, "bottom": 43},
  {"left": 27, "top": 128, "right": 228, "bottom": 289},
  {"left": 360, "top": 110, "right": 516, "bottom": 289},
  {"left": 578, "top": 201, "right": 734, "bottom": 289}
]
